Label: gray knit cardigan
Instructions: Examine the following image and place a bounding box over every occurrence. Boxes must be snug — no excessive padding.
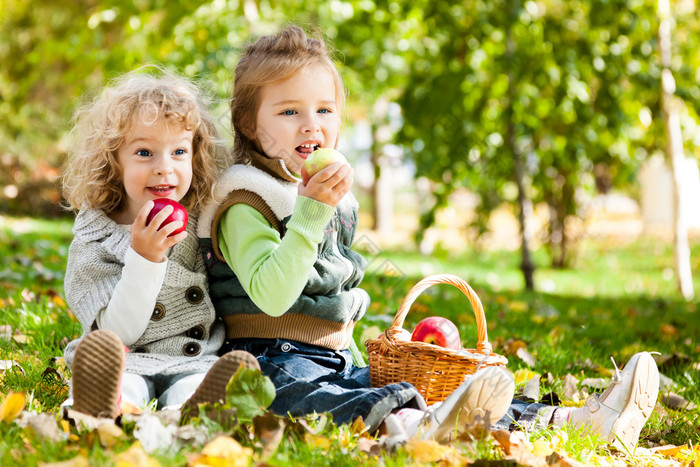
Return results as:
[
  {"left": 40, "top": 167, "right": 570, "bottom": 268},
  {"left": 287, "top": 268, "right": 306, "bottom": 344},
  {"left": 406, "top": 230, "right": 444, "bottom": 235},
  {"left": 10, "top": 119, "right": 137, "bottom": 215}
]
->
[{"left": 63, "top": 208, "right": 224, "bottom": 376}]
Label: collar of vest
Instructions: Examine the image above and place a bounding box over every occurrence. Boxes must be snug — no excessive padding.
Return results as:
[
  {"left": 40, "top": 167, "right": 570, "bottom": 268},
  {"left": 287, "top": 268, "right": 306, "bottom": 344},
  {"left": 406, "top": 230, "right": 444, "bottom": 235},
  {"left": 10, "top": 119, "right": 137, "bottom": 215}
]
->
[
  {"left": 249, "top": 150, "right": 301, "bottom": 183},
  {"left": 198, "top": 162, "right": 298, "bottom": 238}
]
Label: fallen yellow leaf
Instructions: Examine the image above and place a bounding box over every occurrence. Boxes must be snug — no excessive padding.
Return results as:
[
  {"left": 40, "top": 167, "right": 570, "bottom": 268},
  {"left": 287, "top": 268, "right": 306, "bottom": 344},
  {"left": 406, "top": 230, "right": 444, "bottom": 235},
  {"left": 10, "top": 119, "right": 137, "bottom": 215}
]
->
[
  {"left": 0, "top": 391, "right": 25, "bottom": 423},
  {"left": 659, "top": 324, "right": 679, "bottom": 339},
  {"left": 97, "top": 422, "right": 124, "bottom": 448},
  {"left": 60, "top": 419, "right": 72, "bottom": 434},
  {"left": 652, "top": 444, "right": 700, "bottom": 463},
  {"left": 114, "top": 442, "right": 160, "bottom": 467},
  {"left": 39, "top": 454, "right": 91, "bottom": 467},
  {"left": 551, "top": 430, "right": 568, "bottom": 448},
  {"left": 304, "top": 433, "right": 331, "bottom": 450},
  {"left": 532, "top": 439, "right": 553, "bottom": 457},
  {"left": 51, "top": 295, "right": 66, "bottom": 308},
  {"left": 119, "top": 400, "right": 142, "bottom": 415},
  {"left": 404, "top": 439, "right": 456, "bottom": 463},
  {"left": 13, "top": 334, "right": 29, "bottom": 344},
  {"left": 513, "top": 369, "right": 539, "bottom": 386},
  {"left": 197, "top": 436, "right": 252, "bottom": 467}
]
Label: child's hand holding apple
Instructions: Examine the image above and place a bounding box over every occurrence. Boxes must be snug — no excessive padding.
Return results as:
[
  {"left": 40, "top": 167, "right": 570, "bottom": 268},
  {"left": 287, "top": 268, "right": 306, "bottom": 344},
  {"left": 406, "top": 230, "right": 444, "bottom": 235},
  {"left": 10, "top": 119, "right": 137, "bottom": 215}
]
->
[
  {"left": 299, "top": 148, "right": 353, "bottom": 208},
  {"left": 131, "top": 199, "right": 189, "bottom": 263}
]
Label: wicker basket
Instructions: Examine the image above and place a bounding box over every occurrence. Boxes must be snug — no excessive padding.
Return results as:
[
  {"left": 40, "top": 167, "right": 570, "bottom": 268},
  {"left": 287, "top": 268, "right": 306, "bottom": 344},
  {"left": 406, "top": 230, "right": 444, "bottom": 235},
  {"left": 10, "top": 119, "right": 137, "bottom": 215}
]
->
[{"left": 366, "top": 274, "right": 508, "bottom": 405}]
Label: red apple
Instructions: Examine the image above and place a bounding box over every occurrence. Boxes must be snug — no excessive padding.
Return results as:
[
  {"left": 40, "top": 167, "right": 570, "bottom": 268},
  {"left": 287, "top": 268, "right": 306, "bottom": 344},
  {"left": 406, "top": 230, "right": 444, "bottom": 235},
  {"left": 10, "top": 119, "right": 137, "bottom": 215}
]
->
[
  {"left": 410, "top": 317, "right": 461, "bottom": 350},
  {"left": 146, "top": 199, "right": 188, "bottom": 237},
  {"left": 301, "top": 148, "right": 348, "bottom": 185}
]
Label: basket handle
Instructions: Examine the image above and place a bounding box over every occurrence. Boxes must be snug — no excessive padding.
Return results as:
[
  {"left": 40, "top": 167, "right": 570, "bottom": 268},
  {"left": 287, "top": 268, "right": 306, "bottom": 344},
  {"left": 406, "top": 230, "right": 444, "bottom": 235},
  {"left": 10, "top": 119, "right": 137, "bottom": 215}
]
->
[{"left": 392, "top": 274, "right": 493, "bottom": 354}]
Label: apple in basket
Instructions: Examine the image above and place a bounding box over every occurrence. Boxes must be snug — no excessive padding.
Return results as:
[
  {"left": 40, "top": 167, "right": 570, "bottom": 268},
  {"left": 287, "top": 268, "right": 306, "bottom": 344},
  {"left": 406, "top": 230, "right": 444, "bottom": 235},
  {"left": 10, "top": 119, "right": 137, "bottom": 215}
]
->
[
  {"left": 410, "top": 317, "right": 461, "bottom": 350},
  {"left": 146, "top": 199, "right": 188, "bottom": 237}
]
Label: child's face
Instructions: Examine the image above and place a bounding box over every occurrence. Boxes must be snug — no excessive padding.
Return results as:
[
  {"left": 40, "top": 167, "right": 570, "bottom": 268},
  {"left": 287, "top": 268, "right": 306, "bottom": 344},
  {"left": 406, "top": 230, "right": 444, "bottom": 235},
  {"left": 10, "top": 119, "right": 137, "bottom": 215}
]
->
[
  {"left": 253, "top": 62, "right": 340, "bottom": 175},
  {"left": 116, "top": 116, "right": 194, "bottom": 223}
]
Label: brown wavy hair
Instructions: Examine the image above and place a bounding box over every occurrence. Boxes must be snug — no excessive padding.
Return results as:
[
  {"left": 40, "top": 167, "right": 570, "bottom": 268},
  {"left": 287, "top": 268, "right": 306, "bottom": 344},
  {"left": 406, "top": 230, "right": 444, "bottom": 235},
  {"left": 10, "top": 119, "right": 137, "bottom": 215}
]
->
[
  {"left": 230, "top": 25, "right": 346, "bottom": 164},
  {"left": 62, "top": 67, "right": 228, "bottom": 214}
]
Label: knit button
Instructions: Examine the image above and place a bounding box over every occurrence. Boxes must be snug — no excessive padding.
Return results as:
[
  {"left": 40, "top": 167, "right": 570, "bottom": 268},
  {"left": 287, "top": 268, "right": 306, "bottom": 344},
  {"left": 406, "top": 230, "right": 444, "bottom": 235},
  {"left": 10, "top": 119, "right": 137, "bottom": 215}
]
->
[
  {"left": 133, "top": 347, "right": 148, "bottom": 353},
  {"left": 280, "top": 343, "right": 292, "bottom": 352},
  {"left": 183, "top": 342, "right": 201, "bottom": 356},
  {"left": 186, "top": 325, "right": 206, "bottom": 340},
  {"left": 151, "top": 303, "right": 166, "bottom": 321},
  {"left": 185, "top": 286, "right": 204, "bottom": 304}
]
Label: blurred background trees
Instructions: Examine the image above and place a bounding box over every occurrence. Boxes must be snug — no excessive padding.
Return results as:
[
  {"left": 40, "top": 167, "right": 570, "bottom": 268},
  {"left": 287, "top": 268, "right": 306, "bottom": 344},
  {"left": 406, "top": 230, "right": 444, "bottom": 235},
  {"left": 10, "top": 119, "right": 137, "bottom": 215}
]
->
[{"left": 1, "top": 0, "right": 699, "bottom": 291}]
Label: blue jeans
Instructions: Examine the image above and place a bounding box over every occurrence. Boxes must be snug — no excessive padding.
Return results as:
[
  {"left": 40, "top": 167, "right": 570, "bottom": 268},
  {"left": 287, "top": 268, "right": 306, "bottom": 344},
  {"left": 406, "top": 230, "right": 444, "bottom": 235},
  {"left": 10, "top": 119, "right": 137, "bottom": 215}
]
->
[
  {"left": 494, "top": 398, "right": 557, "bottom": 431},
  {"left": 222, "top": 338, "right": 556, "bottom": 433},
  {"left": 222, "top": 338, "right": 427, "bottom": 431}
]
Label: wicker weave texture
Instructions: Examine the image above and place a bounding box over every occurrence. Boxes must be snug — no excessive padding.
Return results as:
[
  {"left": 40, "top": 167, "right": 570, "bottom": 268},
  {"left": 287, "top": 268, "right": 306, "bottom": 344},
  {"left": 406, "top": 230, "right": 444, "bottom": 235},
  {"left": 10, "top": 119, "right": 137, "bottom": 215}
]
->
[{"left": 366, "top": 274, "right": 508, "bottom": 405}]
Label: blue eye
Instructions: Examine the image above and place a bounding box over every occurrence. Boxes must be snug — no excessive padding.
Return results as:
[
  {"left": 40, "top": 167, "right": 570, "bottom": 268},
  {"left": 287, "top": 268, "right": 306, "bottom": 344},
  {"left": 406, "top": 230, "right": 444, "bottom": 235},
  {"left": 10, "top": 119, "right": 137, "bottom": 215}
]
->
[
  {"left": 174, "top": 149, "right": 186, "bottom": 155},
  {"left": 136, "top": 149, "right": 151, "bottom": 157},
  {"left": 318, "top": 109, "right": 329, "bottom": 114},
  {"left": 283, "top": 110, "right": 296, "bottom": 116}
]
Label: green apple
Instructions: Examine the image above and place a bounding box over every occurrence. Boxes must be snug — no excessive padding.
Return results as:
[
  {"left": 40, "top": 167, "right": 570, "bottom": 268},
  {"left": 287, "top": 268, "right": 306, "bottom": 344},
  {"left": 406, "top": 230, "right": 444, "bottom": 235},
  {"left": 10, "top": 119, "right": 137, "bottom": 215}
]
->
[{"left": 301, "top": 148, "right": 347, "bottom": 185}]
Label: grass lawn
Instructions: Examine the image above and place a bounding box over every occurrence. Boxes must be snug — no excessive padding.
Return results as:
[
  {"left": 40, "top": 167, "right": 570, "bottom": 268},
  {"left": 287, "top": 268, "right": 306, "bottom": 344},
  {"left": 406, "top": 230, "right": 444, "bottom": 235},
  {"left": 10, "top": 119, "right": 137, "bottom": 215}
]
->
[{"left": 1, "top": 214, "right": 698, "bottom": 465}]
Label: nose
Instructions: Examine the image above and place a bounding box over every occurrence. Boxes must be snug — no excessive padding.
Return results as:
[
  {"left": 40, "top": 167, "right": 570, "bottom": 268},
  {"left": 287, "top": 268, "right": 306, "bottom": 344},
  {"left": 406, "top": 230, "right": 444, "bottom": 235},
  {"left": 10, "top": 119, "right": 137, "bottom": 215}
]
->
[
  {"left": 301, "top": 112, "right": 320, "bottom": 134},
  {"left": 154, "top": 158, "right": 174, "bottom": 175}
]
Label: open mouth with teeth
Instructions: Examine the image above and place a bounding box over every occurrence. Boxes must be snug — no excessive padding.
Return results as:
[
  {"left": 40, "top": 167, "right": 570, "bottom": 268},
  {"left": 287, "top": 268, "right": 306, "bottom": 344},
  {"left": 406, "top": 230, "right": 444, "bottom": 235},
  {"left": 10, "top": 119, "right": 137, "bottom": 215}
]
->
[
  {"left": 296, "top": 143, "right": 320, "bottom": 159},
  {"left": 148, "top": 185, "right": 176, "bottom": 196}
]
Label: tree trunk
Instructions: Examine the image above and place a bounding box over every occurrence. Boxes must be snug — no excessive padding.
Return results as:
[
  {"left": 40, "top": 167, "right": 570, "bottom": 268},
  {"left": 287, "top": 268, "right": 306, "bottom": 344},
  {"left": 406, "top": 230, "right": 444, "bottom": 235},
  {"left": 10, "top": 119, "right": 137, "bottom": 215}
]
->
[
  {"left": 506, "top": 15, "right": 535, "bottom": 290},
  {"left": 658, "top": 0, "right": 694, "bottom": 300}
]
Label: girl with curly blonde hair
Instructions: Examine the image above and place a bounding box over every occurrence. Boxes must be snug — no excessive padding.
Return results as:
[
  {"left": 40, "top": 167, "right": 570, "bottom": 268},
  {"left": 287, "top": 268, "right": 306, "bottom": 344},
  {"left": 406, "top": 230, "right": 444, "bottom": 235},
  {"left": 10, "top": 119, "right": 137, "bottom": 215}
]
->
[{"left": 61, "top": 68, "right": 258, "bottom": 421}]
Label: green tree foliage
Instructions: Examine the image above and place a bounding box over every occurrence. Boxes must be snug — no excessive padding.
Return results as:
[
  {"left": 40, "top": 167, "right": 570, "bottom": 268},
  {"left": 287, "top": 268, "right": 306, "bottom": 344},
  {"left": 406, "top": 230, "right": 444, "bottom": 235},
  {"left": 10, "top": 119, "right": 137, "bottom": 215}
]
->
[
  {"left": 2, "top": 0, "right": 699, "bottom": 286},
  {"left": 398, "top": 0, "right": 698, "bottom": 274}
]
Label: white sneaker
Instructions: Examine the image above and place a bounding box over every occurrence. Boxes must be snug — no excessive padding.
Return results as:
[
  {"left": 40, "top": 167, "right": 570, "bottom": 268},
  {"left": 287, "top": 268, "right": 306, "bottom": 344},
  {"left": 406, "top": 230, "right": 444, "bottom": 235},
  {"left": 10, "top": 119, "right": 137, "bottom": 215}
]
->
[
  {"left": 420, "top": 365, "right": 515, "bottom": 442},
  {"left": 569, "top": 352, "right": 659, "bottom": 451}
]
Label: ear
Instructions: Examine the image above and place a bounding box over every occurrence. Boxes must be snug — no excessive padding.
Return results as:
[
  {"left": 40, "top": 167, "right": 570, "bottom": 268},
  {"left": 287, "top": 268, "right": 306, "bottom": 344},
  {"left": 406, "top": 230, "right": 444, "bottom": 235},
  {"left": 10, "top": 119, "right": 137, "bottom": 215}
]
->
[{"left": 239, "top": 116, "right": 256, "bottom": 140}]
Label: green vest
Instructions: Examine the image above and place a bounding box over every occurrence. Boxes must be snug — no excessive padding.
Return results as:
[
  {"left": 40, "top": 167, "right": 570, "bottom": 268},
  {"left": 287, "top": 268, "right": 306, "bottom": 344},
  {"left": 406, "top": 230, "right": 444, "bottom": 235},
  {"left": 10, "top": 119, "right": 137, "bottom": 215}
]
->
[{"left": 199, "top": 157, "right": 369, "bottom": 351}]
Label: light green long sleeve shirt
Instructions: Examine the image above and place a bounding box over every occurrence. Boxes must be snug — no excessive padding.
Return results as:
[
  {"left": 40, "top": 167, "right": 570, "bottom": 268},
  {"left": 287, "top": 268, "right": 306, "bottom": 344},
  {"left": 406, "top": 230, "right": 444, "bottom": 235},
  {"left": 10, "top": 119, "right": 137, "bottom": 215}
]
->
[{"left": 217, "top": 196, "right": 367, "bottom": 367}]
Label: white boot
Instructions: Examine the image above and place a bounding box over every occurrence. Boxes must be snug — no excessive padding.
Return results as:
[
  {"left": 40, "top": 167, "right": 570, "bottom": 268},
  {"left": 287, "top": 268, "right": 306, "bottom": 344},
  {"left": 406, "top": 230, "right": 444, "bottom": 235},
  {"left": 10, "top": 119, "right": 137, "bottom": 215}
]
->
[
  {"left": 420, "top": 365, "right": 515, "bottom": 442},
  {"left": 568, "top": 352, "right": 659, "bottom": 452}
]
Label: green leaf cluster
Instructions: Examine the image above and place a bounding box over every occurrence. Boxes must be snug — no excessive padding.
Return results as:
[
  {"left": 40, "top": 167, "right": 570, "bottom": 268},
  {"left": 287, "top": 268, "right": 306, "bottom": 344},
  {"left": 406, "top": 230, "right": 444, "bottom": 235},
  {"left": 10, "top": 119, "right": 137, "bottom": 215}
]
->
[{"left": 225, "top": 367, "right": 276, "bottom": 422}]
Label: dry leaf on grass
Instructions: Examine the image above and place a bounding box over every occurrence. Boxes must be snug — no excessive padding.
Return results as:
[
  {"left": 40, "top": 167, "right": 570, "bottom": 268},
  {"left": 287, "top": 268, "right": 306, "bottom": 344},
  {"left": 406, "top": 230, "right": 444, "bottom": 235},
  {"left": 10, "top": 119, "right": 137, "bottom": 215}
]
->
[
  {"left": 97, "top": 421, "right": 125, "bottom": 448},
  {"left": 661, "top": 392, "right": 697, "bottom": 411},
  {"left": 0, "top": 360, "right": 24, "bottom": 378},
  {"left": 113, "top": 442, "right": 160, "bottom": 467},
  {"left": 560, "top": 374, "right": 580, "bottom": 401},
  {"left": 64, "top": 409, "right": 115, "bottom": 432},
  {"left": 513, "top": 368, "right": 539, "bottom": 386},
  {"left": 12, "top": 333, "right": 29, "bottom": 344},
  {"left": 175, "top": 423, "right": 212, "bottom": 447},
  {"left": 516, "top": 346, "right": 537, "bottom": 367},
  {"left": 253, "top": 412, "right": 285, "bottom": 460},
  {"left": 650, "top": 444, "right": 700, "bottom": 463},
  {"left": 522, "top": 374, "right": 541, "bottom": 401},
  {"left": 0, "top": 325, "right": 12, "bottom": 340},
  {"left": 545, "top": 451, "right": 587, "bottom": 467},
  {"left": 492, "top": 429, "right": 547, "bottom": 467},
  {"left": 356, "top": 437, "right": 381, "bottom": 457},
  {"left": 404, "top": 439, "right": 460, "bottom": 464},
  {"left": 39, "top": 455, "right": 91, "bottom": 467},
  {"left": 134, "top": 413, "right": 177, "bottom": 453},
  {"left": 188, "top": 436, "right": 253, "bottom": 467},
  {"left": 0, "top": 391, "right": 26, "bottom": 423},
  {"left": 15, "top": 412, "right": 66, "bottom": 443},
  {"left": 304, "top": 433, "right": 331, "bottom": 450},
  {"left": 580, "top": 378, "right": 608, "bottom": 390}
]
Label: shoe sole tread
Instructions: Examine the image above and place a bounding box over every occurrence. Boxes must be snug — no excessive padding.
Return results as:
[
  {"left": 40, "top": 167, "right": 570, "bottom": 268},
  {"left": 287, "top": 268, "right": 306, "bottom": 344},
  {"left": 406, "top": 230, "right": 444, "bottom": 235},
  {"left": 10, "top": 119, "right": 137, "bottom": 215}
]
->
[{"left": 71, "top": 330, "right": 125, "bottom": 419}]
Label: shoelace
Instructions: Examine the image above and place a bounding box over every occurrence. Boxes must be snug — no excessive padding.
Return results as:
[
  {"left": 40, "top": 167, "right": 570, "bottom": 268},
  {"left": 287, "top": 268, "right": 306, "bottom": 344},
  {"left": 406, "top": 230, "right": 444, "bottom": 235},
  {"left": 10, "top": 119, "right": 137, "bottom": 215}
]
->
[
  {"left": 585, "top": 357, "right": 622, "bottom": 409},
  {"left": 609, "top": 356, "right": 622, "bottom": 384}
]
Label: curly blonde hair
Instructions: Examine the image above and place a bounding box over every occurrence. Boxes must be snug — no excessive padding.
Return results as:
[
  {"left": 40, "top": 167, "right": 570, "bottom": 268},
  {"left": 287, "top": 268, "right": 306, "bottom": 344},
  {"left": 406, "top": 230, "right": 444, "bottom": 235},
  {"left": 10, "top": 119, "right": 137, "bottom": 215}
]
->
[
  {"left": 62, "top": 67, "right": 228, "bottom": 215},
  {"left": 230, "top": 25, "right": 346, "bottom": 164}
]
